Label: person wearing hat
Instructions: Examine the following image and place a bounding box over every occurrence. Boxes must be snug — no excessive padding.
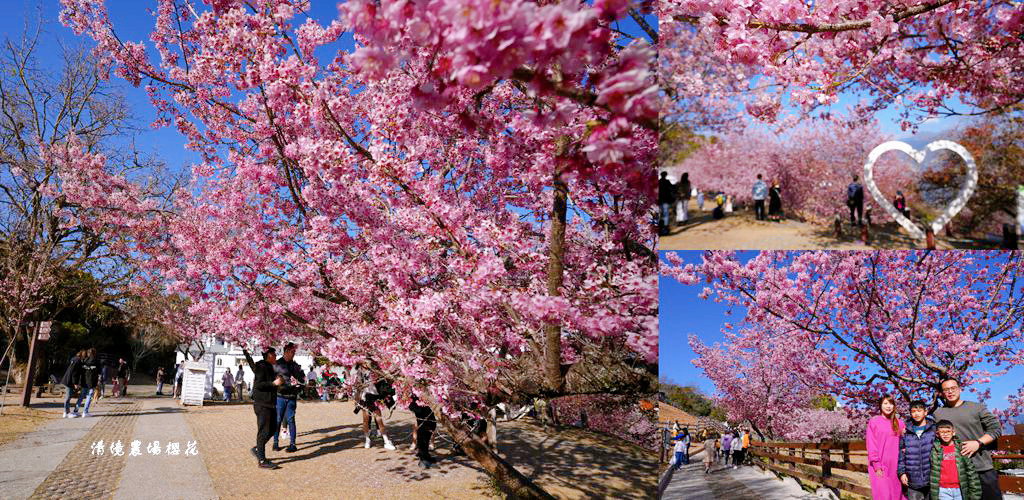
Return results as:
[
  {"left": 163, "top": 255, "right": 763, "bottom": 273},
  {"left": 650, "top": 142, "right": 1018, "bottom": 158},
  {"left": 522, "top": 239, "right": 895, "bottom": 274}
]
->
[
  {"left": 273, "top": 342, "right": 306, "bottom": 453},
  {"left": 244, "top": 346, "right": 283, "bottom": 469}
]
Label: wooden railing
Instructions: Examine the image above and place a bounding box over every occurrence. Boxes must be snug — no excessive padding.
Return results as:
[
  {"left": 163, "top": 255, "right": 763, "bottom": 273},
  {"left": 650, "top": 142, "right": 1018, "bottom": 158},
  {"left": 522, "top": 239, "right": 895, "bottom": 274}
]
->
[{"left": 750, "top": 426, "right": 1024, "bottom": 498}]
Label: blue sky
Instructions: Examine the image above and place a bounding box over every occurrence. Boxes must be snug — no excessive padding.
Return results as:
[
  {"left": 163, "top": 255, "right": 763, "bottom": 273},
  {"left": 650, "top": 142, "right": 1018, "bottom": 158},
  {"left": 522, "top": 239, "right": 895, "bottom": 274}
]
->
[{"left": 659, "top": 250, "right": 1024, "bottom": 415}]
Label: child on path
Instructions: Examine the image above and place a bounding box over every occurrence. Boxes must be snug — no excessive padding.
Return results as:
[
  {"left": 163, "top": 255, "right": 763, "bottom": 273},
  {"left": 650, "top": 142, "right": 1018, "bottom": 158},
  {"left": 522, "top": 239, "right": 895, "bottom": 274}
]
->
[{"left": 672, "top": 434, "right": 686, "bottom": 471}]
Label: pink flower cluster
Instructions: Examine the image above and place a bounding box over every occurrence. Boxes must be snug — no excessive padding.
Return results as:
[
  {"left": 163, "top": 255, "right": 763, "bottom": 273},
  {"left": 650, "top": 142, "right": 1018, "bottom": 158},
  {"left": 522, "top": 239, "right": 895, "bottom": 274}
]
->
[
  {"left": 55, "top": 0, "right": 657, "bottom": 419},
  {"left": 667, "top": 251, "right": 1024, "bottom": 436}
]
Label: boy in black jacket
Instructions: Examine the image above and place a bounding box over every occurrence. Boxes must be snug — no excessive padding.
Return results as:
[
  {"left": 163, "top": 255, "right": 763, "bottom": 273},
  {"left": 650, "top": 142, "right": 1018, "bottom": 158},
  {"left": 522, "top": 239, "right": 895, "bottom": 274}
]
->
[{"left": 245, "top": 347, "right": 283, "bottom": 469}]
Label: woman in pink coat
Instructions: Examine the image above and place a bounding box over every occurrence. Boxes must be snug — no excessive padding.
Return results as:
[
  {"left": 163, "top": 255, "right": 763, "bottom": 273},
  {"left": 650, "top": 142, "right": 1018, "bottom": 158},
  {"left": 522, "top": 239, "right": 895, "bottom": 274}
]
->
[{"left": 866, "top": 395, "right": 906, "bottom": 500}]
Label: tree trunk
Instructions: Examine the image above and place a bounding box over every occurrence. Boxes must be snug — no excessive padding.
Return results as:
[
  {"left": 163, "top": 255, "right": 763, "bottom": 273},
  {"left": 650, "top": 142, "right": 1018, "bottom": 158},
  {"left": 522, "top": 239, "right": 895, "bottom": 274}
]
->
[
  {"left": 544, "top": 177, "right": 568, "bottom": 394},
  {"left": 435, "top": 409, "right": 555, "bottom": 499}
]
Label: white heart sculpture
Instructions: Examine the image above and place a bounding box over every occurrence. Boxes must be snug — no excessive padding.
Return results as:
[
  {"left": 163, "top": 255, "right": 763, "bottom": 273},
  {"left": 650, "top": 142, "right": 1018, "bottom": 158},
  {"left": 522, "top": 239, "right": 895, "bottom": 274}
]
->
[{"left": 862, "top": 140, "right": 978, "bottom": 240}]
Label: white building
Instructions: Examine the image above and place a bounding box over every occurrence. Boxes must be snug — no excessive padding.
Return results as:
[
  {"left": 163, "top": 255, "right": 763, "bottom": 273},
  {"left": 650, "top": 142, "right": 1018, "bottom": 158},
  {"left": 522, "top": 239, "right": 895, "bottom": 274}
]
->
[{"left": 175, "top": 336, "right": 316, "bottom": 400}]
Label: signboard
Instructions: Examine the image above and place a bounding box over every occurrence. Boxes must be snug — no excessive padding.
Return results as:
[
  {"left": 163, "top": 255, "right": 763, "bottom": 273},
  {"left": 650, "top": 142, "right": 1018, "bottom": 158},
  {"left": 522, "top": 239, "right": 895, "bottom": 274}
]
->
[
  {"left": 181, "top": 361, "right": 208, "bottom": 406},
  {"left": 37, "top": 321, "right": 52, "bottom": 341}
]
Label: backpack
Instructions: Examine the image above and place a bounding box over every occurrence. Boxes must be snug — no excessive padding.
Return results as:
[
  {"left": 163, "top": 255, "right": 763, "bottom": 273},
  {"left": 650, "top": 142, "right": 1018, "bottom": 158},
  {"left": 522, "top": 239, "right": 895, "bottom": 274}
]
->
[{"left": 847, "top": 183, "right": 862, "bottom": 201}]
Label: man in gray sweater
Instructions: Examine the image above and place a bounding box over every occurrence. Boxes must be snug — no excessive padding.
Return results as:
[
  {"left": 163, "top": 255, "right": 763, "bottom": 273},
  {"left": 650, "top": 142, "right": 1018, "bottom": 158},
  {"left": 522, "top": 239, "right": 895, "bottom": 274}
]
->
[{"left": 933, "top": 377, "right": 1003, "bottom": 500}]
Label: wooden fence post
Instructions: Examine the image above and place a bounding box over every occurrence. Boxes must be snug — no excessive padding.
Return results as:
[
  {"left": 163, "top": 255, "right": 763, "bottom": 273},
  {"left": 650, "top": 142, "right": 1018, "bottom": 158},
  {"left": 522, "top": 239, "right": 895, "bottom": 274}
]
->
[{"left": 821, "top": 440, "right": 832, "bottom": 482}]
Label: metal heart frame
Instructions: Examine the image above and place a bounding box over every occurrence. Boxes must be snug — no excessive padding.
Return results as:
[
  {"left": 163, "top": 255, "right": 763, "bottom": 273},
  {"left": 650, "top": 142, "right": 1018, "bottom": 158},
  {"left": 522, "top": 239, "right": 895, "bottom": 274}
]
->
[{"left": 862, "top": 140, "right": 978, "bottom": 241}]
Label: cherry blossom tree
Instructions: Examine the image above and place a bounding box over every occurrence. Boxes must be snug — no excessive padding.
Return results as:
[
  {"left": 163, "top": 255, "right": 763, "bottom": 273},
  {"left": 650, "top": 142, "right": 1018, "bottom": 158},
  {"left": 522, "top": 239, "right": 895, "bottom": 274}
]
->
[
  {"left": 921, "top": 112, "right": 1024, "bottom": 236},
  {"left": 666, "top": 113, "right": 918, "bottom": 222},
  {"left": 55, "top": 0, "right": 657, "bottom": 495},
  {"left": 662, "top": 0, "right": 1024, "bottom": 127},
  {"left": 663, "top": 250, "right": 1024, "bottom": 437}
]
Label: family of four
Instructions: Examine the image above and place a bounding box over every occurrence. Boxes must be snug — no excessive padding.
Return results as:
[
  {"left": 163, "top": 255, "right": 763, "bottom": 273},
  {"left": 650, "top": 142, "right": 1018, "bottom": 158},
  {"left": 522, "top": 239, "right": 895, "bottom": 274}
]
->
[{"left": 868, "top": 378, "right": 1003, "bottom": 500}]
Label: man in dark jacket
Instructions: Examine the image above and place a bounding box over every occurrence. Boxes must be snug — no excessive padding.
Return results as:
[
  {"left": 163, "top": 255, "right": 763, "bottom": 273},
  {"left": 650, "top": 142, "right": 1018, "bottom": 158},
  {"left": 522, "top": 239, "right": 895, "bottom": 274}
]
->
[
  {"left": 273, "top": 342, "right": 305, "bottom": 453},
  {"left": 61, "top": 351, "right": 85, "bottom": 418},
  {"left": 658, "top": 171, "right": 676, "bottom": 236},
  {"left": 80, "top": 349, "right": 100, "bottom": 417},
  {"left": 898, "top": 400, "right": 936, "bottom": 499},
  {"left": 245, "top": 347, "right": 283, "bottom": 469}
]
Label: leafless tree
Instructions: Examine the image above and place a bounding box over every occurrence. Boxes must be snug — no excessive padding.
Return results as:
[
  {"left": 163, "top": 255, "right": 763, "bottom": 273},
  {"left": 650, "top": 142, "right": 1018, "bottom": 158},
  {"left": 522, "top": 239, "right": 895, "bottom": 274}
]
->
[{"left": 0, "top": 18, "right": 174, "bottom": 383}]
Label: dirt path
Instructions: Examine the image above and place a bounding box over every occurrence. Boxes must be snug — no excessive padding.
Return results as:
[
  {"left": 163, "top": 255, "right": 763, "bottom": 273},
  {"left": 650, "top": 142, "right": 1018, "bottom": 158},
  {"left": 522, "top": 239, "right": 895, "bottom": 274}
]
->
[{"left": 659, "top": 202, "right": 990, "bottom": 250}]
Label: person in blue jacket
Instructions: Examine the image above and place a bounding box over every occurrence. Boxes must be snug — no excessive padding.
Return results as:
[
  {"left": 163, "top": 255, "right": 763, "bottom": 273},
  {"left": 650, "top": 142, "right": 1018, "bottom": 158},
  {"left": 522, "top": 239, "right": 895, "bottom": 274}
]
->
[{"left": 898, "top": 399, "right": 937, "bottom": 500}]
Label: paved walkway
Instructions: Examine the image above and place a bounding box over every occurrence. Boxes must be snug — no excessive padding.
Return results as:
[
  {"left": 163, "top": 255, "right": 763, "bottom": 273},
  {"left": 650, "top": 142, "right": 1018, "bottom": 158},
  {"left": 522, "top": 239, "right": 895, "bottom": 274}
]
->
[
  {"left": 662, "top": 450, "right": 825, "bottom": 500},
  {"left": 0, "top": 391, "right": 215, "bottom": 500},
  {"left": 1, "top": 387, "right": 655, "bottom": 499}
]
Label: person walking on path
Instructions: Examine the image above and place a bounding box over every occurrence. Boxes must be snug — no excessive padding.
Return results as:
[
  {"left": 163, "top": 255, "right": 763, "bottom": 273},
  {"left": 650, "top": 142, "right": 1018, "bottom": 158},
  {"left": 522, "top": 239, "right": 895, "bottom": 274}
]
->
[
  {"left": 730, "top": 430, "right": 743, "bottom": 468},
  {"left": 79, "top": 349, "right": 99, "bottom": 417},
  {"left": 97, "top": 362, "right": 108, "bottom": 400},
  {"left": 702, "top": 431, "right": 716, "bottom": 474},
  {"left": 676, "top": 173, "right": 692, "bottom": 224},
  {"left": 116, "top": 358, "right": 130, "bottom": 398},
  {"left": 235, "top": 365, "right": 246, "bottom": 402},
  {"left": 272, "top": 342, "right": 305, "bottom": 452},
  {"left": 221, "top": 369, "right": 234, "bottom": 402},
  {"left": 173, "top": 362, "right": 184, "bottom": 398},
  {"left": 721, "top": 431, "right": 732, "bottom": 466},
  {"left": 244, "top": 347, "right": 283, "bottom": 469},
  {"left": 847, "top": 174, "right": 865, "bottom": 226},
  {"left": 696, "top": 189, "right": 705, "bottom": 213},
  {"left": 156, "top": 367, "right": 165, "bottom": 396},
  {"left": 61, "top": 350, "right": 86, "bottom": 418},
  {"left": 868, "top": 395, "right": 906, "bottom": 500},
  {"left": 899, "top": 400, "right": 936, "bottom": 500},
  {"left": 658, "top": 172, "right": 676, "bottom": 236},
  {"left": 678, "top": 428, "right": 691, "bottom": 465},
  {"left": 768, "top": 180, "right": 782, "bottom": 221},
  {"left": 933, "top": 378, "right": 1003, "bottom": 500},
  {"left": 752, "top": 174, "right": 768, "bottom": 221},
  {"left": 351, "top": 362, "right": 397, "bottom": 450},
  {"left": 931, "top": 419, "right": 982, "bottom": 500},
  {"left": 672, "top": 434, "right": 686, "bottom": 471}
]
